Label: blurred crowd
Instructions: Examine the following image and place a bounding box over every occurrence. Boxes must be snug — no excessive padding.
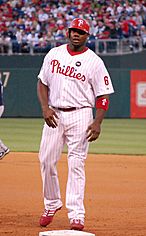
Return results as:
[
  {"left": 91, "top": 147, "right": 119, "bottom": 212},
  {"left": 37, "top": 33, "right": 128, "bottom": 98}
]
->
[{"left": 0, "top": 0, "right": 146, "bottom": 54}]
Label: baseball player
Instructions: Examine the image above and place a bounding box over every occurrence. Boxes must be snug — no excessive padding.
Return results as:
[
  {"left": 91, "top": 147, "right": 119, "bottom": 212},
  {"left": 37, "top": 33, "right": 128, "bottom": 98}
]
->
[
  {"left": 37, "top": 18, "right": 114, "bottom": 230},
  {"left": 0, "top": 79, "right": 10, "bottom": 160}
]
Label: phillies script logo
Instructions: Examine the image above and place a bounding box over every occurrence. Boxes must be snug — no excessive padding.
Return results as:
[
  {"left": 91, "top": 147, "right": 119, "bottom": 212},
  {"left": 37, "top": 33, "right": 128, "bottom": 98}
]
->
[{"left": 51, "top": 59, "right": 86, "bottom": 81}]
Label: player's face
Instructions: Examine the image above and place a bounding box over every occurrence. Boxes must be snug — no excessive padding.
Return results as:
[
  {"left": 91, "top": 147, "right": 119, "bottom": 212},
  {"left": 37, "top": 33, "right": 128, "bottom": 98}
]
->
[{"left": 69, "top": 28, "right": 88, "bottom": 48}]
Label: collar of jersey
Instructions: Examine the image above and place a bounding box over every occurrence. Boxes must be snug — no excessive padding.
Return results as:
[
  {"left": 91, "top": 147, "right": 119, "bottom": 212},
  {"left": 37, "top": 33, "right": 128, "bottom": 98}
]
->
[{"left": 67, "top": 44, "right": 88, "bottom": 56}]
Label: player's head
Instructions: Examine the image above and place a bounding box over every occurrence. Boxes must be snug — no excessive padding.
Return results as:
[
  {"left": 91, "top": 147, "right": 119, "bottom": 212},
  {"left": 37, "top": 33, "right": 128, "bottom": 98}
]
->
[
  {"left": 68, "top": 18, "right": 90, "bottom": 35},
  {"left": 67, "top": 18, "right": 90, "bottom": 48}
]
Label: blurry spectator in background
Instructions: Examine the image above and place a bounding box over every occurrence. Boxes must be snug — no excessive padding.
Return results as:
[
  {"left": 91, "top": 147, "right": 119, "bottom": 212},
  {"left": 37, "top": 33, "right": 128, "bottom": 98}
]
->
[
  {"left": 94, "top": 20, "right": 105, "bottom": 38},
  {"left": 120, "top": 17, "right": 130, "bottom": 38},
  {"left": 140, "top": 25, "right": 146, "bottom": 48},
  {"left": 55, "top": 24, "right": 66, "bottom": 40},
  {"left": 38, "top": 8, "right": 49, "bottom": 31},
  {"left": 97, "top": 19, "right": 110, "bottom": 53},
  {"left": 27, "top": 30, "right": 39, "bottom": 51},
  {"left": 115, "top": 22, "right": 124, "bottom": 39},
  {"left": 128, "top": 14, "right": 138, "bottom": 36},
  {"left": 18, "top": 30, "right": 30, "bottom": 53},
  {"left": 0, "top": 32, "right": 11, "bottom": 54},
  {"left": 109, "top": 22, "right": 118, "bottom": 39},
  {"left": 107, "top": 22, "right": 118, "bottom": 52},
  {"left": 133, "top": 12, "right": 143, "bottom": 28},
  {"left": 37, "top": 31, "right": 54, "bottom": 53}
]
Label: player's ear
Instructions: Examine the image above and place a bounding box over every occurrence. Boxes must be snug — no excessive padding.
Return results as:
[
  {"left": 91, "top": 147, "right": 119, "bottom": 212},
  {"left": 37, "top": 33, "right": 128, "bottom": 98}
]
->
[{"left": 86, "top": 33, "right": 90, "bottom": 41}]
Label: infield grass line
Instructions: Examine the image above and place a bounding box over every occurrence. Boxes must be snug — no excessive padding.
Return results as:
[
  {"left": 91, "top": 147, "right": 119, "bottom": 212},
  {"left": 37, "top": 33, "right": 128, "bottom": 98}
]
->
[{"left": 0, "top": 118, "right": 146, "bottom": 155}]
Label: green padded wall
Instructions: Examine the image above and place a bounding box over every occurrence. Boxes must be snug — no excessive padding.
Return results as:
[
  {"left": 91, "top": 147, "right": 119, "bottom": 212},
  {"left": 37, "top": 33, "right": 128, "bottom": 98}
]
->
[{"left": 1, "top": 50, "right": 146, "bottom": 118}]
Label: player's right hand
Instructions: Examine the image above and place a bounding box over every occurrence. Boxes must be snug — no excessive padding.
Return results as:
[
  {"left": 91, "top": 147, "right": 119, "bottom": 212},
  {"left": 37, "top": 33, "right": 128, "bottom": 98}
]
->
[
  {"left": 43, "top": 107, "right": 59, "bottom": 128},
  {"left": 86, "top": 121, "right": 101, "bottom": 142}
]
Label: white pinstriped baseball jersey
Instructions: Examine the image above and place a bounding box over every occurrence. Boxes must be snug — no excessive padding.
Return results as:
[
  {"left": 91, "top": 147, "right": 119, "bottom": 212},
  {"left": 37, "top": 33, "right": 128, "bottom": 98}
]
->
[{"left": 38, "top": 44, "right": 114, "bottom": 108}]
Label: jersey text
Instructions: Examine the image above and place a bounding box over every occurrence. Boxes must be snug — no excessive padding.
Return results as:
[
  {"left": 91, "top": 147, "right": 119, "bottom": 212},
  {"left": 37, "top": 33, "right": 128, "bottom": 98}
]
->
[{"left": 51, "top": 59, "right": 86, "bottom": 81}]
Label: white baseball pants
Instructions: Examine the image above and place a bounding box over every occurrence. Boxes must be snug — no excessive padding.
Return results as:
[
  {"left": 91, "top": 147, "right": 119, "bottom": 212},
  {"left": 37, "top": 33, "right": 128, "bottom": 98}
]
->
[{"left": 39, "top": 107, "right": 93, "bottom": 223}]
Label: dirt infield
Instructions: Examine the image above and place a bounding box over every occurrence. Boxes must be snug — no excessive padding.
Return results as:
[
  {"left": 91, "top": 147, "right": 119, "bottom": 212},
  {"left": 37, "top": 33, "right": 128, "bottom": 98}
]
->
[{"left": 0, "top": 152, "right": 146, "bottom": 236}]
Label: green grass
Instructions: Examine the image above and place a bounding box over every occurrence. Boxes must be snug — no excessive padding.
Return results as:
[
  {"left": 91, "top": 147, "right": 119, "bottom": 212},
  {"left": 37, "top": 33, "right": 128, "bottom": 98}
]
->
[
  {"left": 0, "top": 118, "right": 146, "bottom": 155},
  {"left": 88, "top": 119, "right": 146, "bottom": 155},
  {"left": 0, "top": 118, "right": 44, "bottom": 152}
]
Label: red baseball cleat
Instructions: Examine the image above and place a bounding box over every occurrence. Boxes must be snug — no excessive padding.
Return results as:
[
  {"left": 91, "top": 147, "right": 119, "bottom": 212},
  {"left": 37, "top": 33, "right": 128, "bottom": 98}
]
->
[
  {"left": 40, "top": 207, "right": 62, "bottom": 227},
  {"left": 70, "top": 219, "right": 84, "bottom": 231}
]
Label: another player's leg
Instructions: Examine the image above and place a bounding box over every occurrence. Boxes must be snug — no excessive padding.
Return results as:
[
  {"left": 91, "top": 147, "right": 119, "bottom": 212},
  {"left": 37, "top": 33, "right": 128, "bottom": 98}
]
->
[
  {"left": 0, "top": 105, "right": 10, "bottom": 160},
  {"left": 65, "top": 107, "right": 93, "bottom": 230},
  {"left": 39, "top": 121, "right": 65, "bottom": 227},
  {"left": 0, "top": 139, "right": 10, "bottom": 160}
]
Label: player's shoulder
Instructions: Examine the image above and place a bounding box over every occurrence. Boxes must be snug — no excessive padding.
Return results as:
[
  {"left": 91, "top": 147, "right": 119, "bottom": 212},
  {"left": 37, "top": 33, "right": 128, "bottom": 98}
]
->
[
  {"left": 86, "top": 48, "right": 104, "bottom": 64},
  {"left": 44, "top": 44, "right": 67, "bottom": 59},
  {"left": 47, "top": 44, "right": 66, "bottom": 54}
]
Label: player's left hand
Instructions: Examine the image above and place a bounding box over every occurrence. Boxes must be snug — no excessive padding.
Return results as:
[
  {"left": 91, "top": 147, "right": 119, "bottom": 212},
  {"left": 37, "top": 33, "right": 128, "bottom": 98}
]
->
[{"left": 86, "top": 121, "right": 101, "bottom": 142}]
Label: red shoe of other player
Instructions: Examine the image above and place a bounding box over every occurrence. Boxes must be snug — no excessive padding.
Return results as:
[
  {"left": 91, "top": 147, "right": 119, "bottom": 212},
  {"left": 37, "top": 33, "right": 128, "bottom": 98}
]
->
[
  {"left": 70, "top": 219, "right": 84, "bottom": 231},
  {"left": 40, "top": 207, "right": 61, "bottom": 227}
]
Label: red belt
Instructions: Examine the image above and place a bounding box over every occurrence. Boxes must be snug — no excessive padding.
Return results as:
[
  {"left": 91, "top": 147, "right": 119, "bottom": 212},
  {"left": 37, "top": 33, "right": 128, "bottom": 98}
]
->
[{"left": 52, "top": 106, "right": 91, "bottom": 112}]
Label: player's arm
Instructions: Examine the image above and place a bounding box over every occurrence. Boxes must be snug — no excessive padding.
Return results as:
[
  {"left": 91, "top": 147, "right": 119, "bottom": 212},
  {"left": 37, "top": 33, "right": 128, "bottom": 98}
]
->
[
  {"left": 86, "top": 94, "right": 109, "bottom": 142},
  {"left": 37, "top": 79, "right": 58, "bottom": 128},
  {"left": 37, "top": 79, "right": 48, "bottom": 112}
]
